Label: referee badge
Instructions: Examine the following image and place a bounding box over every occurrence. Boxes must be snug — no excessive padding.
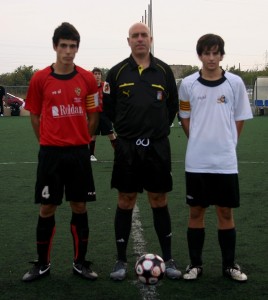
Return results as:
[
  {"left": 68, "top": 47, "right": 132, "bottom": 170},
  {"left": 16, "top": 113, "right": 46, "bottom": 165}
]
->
[{"left": 157, "top": 91, "right": 163, "bottom": 101}]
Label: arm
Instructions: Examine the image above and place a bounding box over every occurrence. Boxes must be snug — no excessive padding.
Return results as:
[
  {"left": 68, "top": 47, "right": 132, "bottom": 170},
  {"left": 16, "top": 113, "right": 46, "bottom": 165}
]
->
[
  {"left": 87, "top": 111, "right": 99, "bottom": 137},
  {"left": 30, "top": 113, "right": 41, "bottom": 141},
  {"left": 181, "top": 117, "right": 190, "bottom": 138},
  {"left": 103, "top": 71, "right": 116, "bottom": 123},
  {"left": 236, "top": 120, "right": 244, "bottom": 139},
  {"left": 166, "top": 67, "right": 179, "bottom": 126}
]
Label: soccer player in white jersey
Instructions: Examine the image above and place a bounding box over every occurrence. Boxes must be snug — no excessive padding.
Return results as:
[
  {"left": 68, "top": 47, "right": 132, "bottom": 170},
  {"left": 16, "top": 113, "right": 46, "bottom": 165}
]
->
[{"left": 179, "top": 34, "right": 253, "bottom": 281}]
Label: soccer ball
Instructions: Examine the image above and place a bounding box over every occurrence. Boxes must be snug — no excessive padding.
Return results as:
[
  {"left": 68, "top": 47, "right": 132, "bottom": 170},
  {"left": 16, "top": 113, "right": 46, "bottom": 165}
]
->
[{"left": 135, "top": 253, "right": 165, "bottom": 285}]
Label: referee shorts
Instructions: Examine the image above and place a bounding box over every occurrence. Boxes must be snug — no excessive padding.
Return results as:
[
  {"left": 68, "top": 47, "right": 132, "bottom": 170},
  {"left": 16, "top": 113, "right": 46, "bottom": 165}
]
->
[
  {"left": 111, "top": 137, "right": 172, "bottom": 193},
  {"left": 185, "top": 172, "right": 240, "bottom": 208},
  {"left": 35, "top": 145, "right": 96, "bottom": 205}
]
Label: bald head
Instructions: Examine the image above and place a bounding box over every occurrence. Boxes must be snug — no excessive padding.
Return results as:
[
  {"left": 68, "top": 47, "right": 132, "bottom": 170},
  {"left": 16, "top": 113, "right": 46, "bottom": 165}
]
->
[
  {"left": 128, "top": 22, "right": 150, "bottom": 38},
  {"left": 127, "top": 22, "right": 152, "bottom": 61}
]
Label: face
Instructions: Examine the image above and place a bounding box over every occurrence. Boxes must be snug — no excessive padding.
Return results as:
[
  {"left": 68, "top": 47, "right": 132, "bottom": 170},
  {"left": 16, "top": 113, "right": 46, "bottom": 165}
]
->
[
  {"left": 127, "top": 23, "right": 152, "bottom": 57},
  {"left": 198, "top": 45, "right": 223, "bottom": 71},
  {"left": 53, "top": 39, "right": 78, "bottom": 66},
  {"left": 93, "top": 71, "right": 102, "bottom": 85}
]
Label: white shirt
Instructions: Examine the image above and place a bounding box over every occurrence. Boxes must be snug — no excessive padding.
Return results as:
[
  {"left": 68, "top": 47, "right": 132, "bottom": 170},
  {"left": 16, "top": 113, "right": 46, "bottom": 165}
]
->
[{"left": 179, "top": 71, "right": 253, "bottom": 173}]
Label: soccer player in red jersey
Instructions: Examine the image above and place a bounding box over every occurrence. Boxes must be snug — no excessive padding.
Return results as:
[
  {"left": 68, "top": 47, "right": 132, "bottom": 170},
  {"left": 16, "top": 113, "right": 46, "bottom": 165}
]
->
[
  {"left": 89, "top": 67, "right": 116, "bottom": 161},
  {"left": 22, "top": 22, "right": 100, "bottom": 282}
]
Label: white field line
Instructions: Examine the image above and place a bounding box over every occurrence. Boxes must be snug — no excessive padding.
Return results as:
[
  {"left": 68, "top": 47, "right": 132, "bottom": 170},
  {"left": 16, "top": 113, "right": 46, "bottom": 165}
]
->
[
  {"left": 132, "top": 204, "right": 160, "bottom": 300},
  {"left": 0, "top": 160, "right": 267, "bottom": 165}
]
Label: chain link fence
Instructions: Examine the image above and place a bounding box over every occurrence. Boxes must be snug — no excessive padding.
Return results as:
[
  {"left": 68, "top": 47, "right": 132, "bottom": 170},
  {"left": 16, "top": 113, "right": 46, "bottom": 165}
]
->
[{"left": 4, "top": 86, "right": 28, "bottom": 99}]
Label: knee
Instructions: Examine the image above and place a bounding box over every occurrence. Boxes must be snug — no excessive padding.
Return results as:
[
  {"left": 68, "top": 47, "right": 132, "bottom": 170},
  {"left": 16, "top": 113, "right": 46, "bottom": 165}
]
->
[
  {"left": 40, "top": 204, "right": 57, "bottom": 218},
  {"left": 70, "top": 202, "right": 87, "bottom": 214},
  {"left": 188, "top": 207, "right": 205, "bottom": 227},
  {"left": 148, "top": 192, "right": 167, "bottom": 208},
  {"left": 118, "top": 192, "right": 137, "bottom": 209},
  {"left": 217, "top": 207, "right": 233, "bottom": 221},
  {"left": 216, "top": 207, "right": 234, "bottom": 228}
]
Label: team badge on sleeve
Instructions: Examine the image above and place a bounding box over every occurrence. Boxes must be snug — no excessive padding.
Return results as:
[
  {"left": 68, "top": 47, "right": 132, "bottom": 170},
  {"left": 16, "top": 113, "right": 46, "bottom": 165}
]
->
[{"left": 103, "top": 82, "right": 110, "bottom": 94}]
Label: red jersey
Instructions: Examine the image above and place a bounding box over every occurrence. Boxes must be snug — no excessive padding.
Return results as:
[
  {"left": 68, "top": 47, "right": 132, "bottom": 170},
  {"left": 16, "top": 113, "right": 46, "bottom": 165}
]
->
[
  {"left": 25, "top": 65, "right": 99, "bottom": 146},
  {"left": 97, "top": 82, "right": 104, "bottom": 110}
]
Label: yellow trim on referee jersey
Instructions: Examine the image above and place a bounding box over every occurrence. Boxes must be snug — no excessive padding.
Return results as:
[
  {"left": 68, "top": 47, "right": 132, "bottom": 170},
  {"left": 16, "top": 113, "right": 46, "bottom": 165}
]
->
[
  {"left": 152, "top": 84, "right": 164, "bottom": 91},
  {"left": 119, "top": 83, "right": 134, "bottom": 88}
]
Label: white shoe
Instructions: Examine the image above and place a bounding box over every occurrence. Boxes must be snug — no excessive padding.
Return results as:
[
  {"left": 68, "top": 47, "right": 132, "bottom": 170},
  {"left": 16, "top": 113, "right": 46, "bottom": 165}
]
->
[
  {"left": 90, "top": 155, "right": 97, "bottom": 162},
  {"left": 183, "top": 265, "right": 203, "bottom": 280},
  {"left": 223, "top": 263, "right": 247, "bottom": 282},
  {"left": 170, "top": 123, "right": 174, "bottom": 127}
]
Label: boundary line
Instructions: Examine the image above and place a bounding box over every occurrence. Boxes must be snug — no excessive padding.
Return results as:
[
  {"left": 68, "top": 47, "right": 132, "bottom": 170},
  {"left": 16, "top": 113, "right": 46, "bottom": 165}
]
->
[
  {"left": 1, "top": 160, "right": 267, "bottom": 165},
  {"left": 132, "top": 204, "right": 160, "bottom": 300}
]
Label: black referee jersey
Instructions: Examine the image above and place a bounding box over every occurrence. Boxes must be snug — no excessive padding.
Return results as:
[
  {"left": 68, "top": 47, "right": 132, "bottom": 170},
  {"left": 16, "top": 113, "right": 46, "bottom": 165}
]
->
[{"left": 103, "top": 54, "right": 178, "bottom": 140}]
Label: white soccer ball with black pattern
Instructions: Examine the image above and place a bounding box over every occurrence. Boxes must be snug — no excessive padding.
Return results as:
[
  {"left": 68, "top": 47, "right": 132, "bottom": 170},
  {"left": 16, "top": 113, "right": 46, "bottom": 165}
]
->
[{"left": 135, "top": 253, "right": 165, "bottom": 285}]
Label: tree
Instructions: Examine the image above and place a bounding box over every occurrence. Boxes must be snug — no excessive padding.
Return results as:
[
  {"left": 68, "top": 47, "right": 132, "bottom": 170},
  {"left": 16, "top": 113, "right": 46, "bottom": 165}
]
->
[
  {"left": 180, "top": 65, "right": 199, "bottom": 78},
  {"left": 0, "top": 65, "right": 38, "bottom": 86}
]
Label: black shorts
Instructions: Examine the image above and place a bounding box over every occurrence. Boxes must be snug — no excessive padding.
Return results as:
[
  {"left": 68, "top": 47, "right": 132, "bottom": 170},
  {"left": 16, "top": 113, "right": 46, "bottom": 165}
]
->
[
  {"left": 185, "top": 172, "right": 240, "bottom": 208},
  {"left": 111, "top": 137, "right": 172, "bottom": 193},
  {"left": 35, "top": 145, "right": 96, "bottom": 205},
  {"left": 94, "top": 112, "right": 114, "bottom": 136}
]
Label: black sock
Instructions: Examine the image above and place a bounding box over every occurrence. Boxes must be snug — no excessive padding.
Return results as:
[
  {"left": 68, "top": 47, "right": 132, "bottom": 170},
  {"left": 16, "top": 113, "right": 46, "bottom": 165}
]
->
[
  {"left": 187, "top": 228, "right": 205, "bottom": 266},
  {"left": 71, "top": 212, "right": 89, "bottom": 264},
  {"left": 36, "top": 215, "right": 55, "bottom": 265},
  {"left": 218, "top": 228, "right": 236, "bottom": 269},
  {"left": 152, "top": 206, "right": 172, "bottom": 261},
  {"left": 89, "top": 141, "right": 96, "bottom": 156},
  {"left": 114, "top": 206, "right": 133, "bottom": 262}
]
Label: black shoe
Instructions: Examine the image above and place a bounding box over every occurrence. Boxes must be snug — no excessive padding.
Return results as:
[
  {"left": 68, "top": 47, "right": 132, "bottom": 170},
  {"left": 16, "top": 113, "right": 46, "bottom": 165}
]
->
[
  {"left": 22, "top": 261, "right": 50, "bottom": 282},
  {"left": 73, "top": 261, "right": 98, "bottom": 280},
  {"left": 165, "top": 259, "right": 182, "bottom": 279},
  {"left": 110, "top": 260, "right": 127, "bottom": 281}
]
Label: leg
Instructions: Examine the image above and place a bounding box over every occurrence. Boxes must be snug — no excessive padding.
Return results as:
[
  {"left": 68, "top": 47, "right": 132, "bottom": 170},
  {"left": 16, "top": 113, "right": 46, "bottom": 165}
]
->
[
  {"left": 70, "top": 201, "right": 88, "bottom": 263},
  {"left": 37, "top": 204, "right": 57, "bottom": 264},
  {"left": 187, "top": 206, "right": 206, "bottom": 265},
  {"left": 148, "top": 192, "right": 171, "bottom": 261},
  {"left": 183, "top": 206, "right": 206, "bottom": 280},
  {"left": 148, "top": 192, "right": 181, "bottom": 279},
  {"left": 216, "top": 206, "right": 236, "bottom": 268},
  {"left": 115, "top": 192, "right": 137, "bottom": 261},
  {"left": 110, "top": 192, "right": 136, "bottom": 280},
  {"left": 0, "top": 99, "right": 4, "bottom": 115},
  {"left": 70, "top": 201, "right": 98, "bottom": 280},
  {"left": 22, "top": 204, "right": 57, "bottom": 282},
  {"left": 89, "top": 136, "right": 97, "bottom": 160},
  {"left": 216, "top": 206, "right": 247, "bottom": 281}
]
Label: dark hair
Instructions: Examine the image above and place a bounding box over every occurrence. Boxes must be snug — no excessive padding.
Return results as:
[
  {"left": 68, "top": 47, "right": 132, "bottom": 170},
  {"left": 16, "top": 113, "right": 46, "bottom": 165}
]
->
[
  {"left": 52, "top": 22, "right": 80, "bottom": 47},
  {"left": 196, "top": 34, "right": 225, "bottom": 56},
  {"left": 92, "top": 67, "right": 102, "bottom": 74}
]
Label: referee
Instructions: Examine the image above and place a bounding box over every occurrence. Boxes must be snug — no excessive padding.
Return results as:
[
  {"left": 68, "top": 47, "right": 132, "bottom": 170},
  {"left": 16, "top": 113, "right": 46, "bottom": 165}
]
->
[{"left": 103, "top": 22, "right": 181, "bottom": 281}]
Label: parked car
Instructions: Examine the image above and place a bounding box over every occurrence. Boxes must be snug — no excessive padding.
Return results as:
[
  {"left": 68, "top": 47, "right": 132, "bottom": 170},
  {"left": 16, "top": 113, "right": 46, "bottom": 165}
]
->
[
  {"left": 3, "top": 92, "right": 25, "bottom": 107},
  {"left": 3, "top": 93, "right": 25, "bottom": 116}
]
